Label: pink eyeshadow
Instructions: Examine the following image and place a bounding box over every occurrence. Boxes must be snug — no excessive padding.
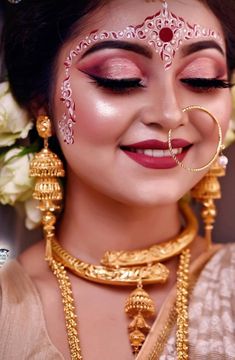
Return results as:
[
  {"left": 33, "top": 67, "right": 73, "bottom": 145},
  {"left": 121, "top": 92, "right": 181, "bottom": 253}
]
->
[
  {"left": 180, "top": 58, "right": 226, "bottom": 79},
  {"left": 81, "top": 58, "right": 143, "bottom": 79}
]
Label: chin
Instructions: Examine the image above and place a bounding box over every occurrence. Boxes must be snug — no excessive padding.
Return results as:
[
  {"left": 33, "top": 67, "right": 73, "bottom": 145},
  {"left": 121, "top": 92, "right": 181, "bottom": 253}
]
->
[
  {"left": 109, "top": 188, "right": 186, "bottom": 208},
  {"left": 120, "top": 180, "right": 194, "bottom": 207}
]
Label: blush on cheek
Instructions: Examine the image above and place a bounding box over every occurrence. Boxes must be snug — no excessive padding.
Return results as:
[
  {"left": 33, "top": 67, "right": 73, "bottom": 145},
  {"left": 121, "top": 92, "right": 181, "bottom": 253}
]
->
[{"left": 71, "top": 97, "right": 124, "bottom": 145}]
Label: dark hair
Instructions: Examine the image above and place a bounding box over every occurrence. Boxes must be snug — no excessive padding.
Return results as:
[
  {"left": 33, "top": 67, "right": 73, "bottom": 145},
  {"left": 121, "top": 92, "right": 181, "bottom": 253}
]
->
[
  {"left": 2, "top": 0, "right": 235, "bottom": 109},
  {"left": 203, "top": 0, "right": 235, "bottom": 77},
  {"left": 1, "top": 0, "right": 107, "bottom": 109}
]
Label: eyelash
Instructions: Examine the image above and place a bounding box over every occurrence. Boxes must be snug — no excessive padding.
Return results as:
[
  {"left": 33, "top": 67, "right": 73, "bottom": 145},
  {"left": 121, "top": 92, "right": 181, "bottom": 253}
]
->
[
  {"left": 88, "top": 74, "right": 145, "bottom": 93},
  {"left": 87, "top": 74, "right": 233, "bottom": 93},
  {"left": 180, "top": 78, "right": 233, "bottom": 91}
]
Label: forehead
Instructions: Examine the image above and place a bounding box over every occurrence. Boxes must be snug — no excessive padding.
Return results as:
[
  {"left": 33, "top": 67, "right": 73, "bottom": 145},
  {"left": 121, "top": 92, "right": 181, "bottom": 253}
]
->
[
  {"left": 58, "top": 0, "right": 225, "bottom": 145},
  {"left": 77, "top": 0, "right": 224, "bottom": 40},
  {"left": 64, "top": 0, "right": 224, "bottom": 71}
]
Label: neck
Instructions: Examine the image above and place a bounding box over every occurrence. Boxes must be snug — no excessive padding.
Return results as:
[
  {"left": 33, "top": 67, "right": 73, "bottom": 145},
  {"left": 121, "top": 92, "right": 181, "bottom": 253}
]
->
[{"left": 57, "top": 177, "right": 181, "bottom": 264}]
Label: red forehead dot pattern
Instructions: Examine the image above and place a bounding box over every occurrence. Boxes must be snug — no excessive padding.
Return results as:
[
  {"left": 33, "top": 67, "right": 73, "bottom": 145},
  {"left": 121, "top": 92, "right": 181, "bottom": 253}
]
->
[{"left": 59, "top": 1, "right": 222, "bottom": 144}]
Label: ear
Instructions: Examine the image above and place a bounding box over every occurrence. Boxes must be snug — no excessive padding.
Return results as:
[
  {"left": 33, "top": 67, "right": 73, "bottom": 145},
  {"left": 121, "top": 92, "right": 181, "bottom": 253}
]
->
[{"left": 31, "top": 103, "right": 56, "bottom": 135}]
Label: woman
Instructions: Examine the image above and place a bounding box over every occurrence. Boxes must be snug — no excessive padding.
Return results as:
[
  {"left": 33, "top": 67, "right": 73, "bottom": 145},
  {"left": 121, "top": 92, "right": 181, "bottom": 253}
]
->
[{"left": 0, "top": 0, "right": 235, "bottom": 359}]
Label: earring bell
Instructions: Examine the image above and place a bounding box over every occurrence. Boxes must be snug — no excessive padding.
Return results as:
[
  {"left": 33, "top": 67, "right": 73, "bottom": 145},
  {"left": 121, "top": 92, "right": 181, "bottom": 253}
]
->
[
  {"left": 125, "top": 282, "right": 155, "bottom": 355},
  {"left": 191, "top": 155, "right": 227, "bottom": 248},
  {"left": 30, "top": 115, "right": 65, "bottom": 262}
]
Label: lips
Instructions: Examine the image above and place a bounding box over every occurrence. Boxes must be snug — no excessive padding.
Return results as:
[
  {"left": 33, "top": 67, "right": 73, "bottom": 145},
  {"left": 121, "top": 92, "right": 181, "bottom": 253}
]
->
[{"left": 120, "top": 139, "right": 192, "bottom": 169}]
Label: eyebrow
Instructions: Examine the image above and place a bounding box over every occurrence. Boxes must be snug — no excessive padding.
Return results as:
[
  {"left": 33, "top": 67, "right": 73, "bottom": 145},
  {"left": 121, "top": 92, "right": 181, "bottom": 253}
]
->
[
  {"left": 81, "top": 40, "right": 153, "bottom": 59},
  {"left": 182, "top": 40, "right": 225, "bottom": 57}
]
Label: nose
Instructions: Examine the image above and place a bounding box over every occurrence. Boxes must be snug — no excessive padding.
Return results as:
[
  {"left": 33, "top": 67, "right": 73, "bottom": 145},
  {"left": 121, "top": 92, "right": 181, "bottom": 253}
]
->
[{"left": 141, "top": 81, "right": 186, "bottom": 131}]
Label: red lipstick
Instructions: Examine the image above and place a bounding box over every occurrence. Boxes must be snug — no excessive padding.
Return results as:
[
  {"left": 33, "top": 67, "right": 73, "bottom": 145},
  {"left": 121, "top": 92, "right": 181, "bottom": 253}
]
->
[{"left": 120, "top": 139, "right": 191, "bottom": 169}]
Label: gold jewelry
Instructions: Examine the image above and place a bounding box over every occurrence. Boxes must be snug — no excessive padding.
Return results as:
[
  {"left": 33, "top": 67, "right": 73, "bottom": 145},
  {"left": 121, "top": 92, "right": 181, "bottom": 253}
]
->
[
  {"left": 50, "top": 259, "right": 82, "bottom": 360},
  {"left": 101, "top": 201, "right": 197, "bottom": 267},
  {"left": 176, "top": 248, "right": 190, "bottom": 359},
  {"left": 30, "top": 117, "right": 195, "bottom": 357},
  {"left": 168, "top": 105, "right": 223, "bottom": 172},
  {"left": 191, "top": 159, "right": 226, "bottom": 248},
  {"left": 30, "top": 115, "right": 65, "bottom": 261},
  {"left": 51, "top": 205, "right": 196, "bottom": 356},
  {"left": 49, "top": 249, "right": 191, "bottom": 359},
  {"left": 52, "top": 201, "right": 197, "bottom": 287},
  {"left": 125, "top": 282, "right": 155, "bottom": 355},
  {"left": 52, "top": 238, "right": 169, "bottom": 285}
]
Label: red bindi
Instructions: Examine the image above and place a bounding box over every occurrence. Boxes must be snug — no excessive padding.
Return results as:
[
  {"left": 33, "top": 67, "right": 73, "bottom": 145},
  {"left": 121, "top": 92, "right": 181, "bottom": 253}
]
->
[{"left": 159, "top": 27, "right": 174, "bottom": 42}]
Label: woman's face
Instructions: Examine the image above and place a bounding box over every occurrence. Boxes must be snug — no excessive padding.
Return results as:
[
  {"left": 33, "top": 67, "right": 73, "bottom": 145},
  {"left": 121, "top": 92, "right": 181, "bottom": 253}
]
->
[{"left": 53, "top": 0, "right": 232, "bottom": 206}]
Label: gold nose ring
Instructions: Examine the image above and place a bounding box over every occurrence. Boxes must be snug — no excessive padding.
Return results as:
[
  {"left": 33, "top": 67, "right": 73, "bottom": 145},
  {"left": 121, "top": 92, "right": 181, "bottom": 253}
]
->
[{"left": 167, "top": 105, "right": 223, "bottom": 172}]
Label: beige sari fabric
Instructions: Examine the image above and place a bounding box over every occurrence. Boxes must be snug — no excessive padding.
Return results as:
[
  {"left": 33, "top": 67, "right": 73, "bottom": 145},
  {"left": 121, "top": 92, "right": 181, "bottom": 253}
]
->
[
  {"left": 0, "top": 260, "right": 63, "bottom": 360},
  {"left": 138, "top": 244, "right": 235, "bottom": 360},
  {"left": 1, "top": 244, "right": 235, "bottom": 360}
]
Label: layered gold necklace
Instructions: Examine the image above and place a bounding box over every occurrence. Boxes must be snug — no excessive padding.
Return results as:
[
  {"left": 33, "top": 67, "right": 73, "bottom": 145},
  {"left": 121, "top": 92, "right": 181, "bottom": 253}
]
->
[
  {"left": 48, "top": 201, "right": 197, "bottom": 359},
  {"left": 30, "top": 115, "right": 198, "bottom": 359}
]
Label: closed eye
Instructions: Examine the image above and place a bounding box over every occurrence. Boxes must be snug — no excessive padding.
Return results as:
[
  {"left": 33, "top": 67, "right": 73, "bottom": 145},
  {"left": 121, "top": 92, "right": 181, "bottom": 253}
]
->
[
  {"left": 180, "top": 78, "right": 233, "bottom": 91},
  {"left": 87, "top": 74, "right": 146, "bottom": 93}
]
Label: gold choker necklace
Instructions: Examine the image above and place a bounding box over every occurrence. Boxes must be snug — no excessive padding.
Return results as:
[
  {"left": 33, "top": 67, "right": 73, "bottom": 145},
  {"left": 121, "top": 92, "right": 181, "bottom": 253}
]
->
[
  {"left": 49, "top": 201, "right": 197, "bottom": 358},
  {"left": 101, "top": 201, "right": 197, "bottom": 267},
  {"left": 52, "top": 202, "right": 197, "bottom": 287}
]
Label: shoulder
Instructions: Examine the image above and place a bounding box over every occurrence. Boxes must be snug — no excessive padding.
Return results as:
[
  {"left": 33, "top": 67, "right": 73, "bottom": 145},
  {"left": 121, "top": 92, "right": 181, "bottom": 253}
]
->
[
  {"left": 0, "top": 259, "right": 36, "bottom": 303},
  {"left": 0, "top": 252, "right": 63, "bottom": 359},
  {"left": 192, "top": 243, "right": 235, "bottom": 300},
  {"left": 0, "top": 240, "right": 46, "bottom": 306},
  {"left": 204, "top": 243, "right": 235, "bottom": 281},
  {"left": 0, "top": 240, "right": 55, "bottom": 313},
  {"left": 189, "top": 243, "right": 235, "bottom": 358},
  {"left": 0, "top": 259, "right": 40, "bottom": 325},
  {"left": 0, "top": 260, "right": 39, "bottom": 357}
]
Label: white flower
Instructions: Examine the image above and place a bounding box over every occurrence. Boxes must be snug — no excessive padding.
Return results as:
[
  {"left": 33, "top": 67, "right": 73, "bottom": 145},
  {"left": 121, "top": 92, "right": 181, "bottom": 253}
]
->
[
  {"left": 0, "top": 147, "right": 34, "bottom": 205},
  {"left": 0, "top": 82, "right": 33, "bottom": 147},
  {"left": 24, "top": 198, "right": 41, "bottom": 230}
]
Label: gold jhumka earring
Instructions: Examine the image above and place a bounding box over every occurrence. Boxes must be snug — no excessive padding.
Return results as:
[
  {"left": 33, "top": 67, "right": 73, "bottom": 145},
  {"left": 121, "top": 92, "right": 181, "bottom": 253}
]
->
[
  {"left": 191, "top": 158, "right": 227, "bottom": 248},
  {"left": 168, "top": 105, "right": 228, "bottom": 248},
  {"left": 29, "top": 115, "right": 65, "bottom": 260}
]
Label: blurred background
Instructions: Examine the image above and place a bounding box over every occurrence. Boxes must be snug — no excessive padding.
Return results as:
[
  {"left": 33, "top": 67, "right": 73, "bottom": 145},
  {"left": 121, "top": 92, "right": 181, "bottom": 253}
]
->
[{"left": 0, "top": 4, "right": 235, "bottom": 259}]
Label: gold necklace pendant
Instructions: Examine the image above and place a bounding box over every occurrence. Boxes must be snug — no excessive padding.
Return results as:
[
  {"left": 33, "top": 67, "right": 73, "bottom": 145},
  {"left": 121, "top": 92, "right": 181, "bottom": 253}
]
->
[
  {"left": 101, "top": 201, "right": 197, "bottom": 267},
  {"left": 125, "top": 282, "right": 156, "bottom": 355},
  {"left": 49, "top": 249, "right": 191, "bottom": 359}
]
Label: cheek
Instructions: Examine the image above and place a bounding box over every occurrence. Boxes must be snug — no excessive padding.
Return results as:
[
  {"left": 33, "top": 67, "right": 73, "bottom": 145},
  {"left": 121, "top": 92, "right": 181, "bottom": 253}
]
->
[
  {"left": 74, "top": 98, "right": 121, "bottom": 146},
  {"left": 192, "top": 92, "right": 232, "bottom": 140},
  {"left": 219, "top": 94, "right": 232, "bottom": 137},
  {"left": 54, "top": 72, "right": 135, "bottom": 148},
  {"left": 211, "top": 93, "right": 232, "bottom": 139}
]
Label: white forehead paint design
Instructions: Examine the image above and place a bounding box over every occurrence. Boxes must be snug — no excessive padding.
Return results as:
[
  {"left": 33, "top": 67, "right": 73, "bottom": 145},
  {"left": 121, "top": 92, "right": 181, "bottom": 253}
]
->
[{"left": 60, "top": 0, "right": 222, "bottom": 144}]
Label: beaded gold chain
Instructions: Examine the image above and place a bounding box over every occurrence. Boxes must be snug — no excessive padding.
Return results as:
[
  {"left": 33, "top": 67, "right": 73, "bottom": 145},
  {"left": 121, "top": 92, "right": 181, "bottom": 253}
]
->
[
  {"left": 176, "top": 249, "right": 190, "bottom": 359},
  {"left": 50, "top": 259, "right": 82, "bottom": 360},
  {"left": 147, "top": 250, "right": 193, "bottom": 360},
  {"left": 49, "top": 248, "right": 191, "bottom": 360}
]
